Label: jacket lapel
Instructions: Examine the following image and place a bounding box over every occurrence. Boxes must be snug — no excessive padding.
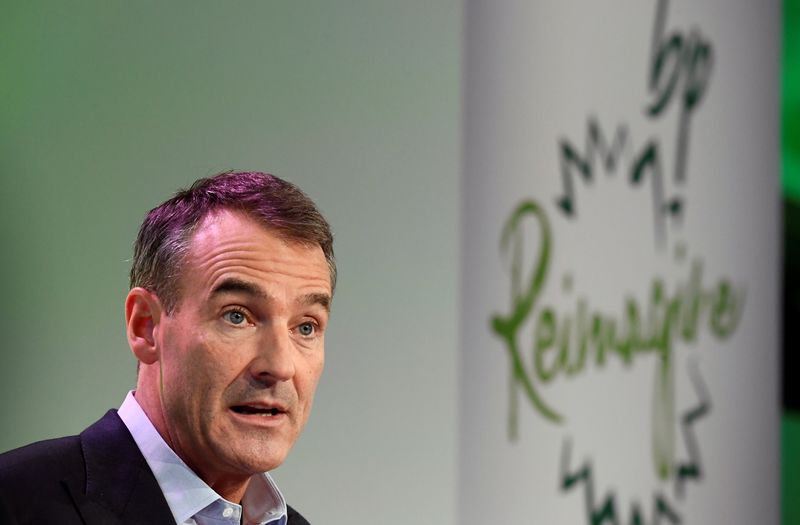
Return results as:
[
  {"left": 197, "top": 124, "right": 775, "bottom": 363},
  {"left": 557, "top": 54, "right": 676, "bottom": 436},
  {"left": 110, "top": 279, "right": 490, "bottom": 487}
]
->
[{"left": 66, "top": 410, "right": 175, "bottom": 525}]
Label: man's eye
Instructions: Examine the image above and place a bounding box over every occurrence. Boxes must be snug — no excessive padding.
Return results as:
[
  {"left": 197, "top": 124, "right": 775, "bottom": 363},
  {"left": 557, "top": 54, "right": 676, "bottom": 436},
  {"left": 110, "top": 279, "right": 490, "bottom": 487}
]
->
[
  {"left": 297, "top": 322, "right": 315, "bottom": 336},
  {"left": 223, "top": 310, "right": 247, "bottom": 325}
]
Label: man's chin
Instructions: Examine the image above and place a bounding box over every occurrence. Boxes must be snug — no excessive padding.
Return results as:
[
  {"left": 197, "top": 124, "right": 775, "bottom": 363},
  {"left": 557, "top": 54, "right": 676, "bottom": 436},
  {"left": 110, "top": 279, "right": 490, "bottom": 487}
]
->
[
  {"left": 211, "top": 417, "right": 297, "bottom": 472},
  {"left": 217, "top": 438, "right": 292, "bottom": 474},
  {"left": 232, "top": 453, "right": 287, "bottom": 476}
]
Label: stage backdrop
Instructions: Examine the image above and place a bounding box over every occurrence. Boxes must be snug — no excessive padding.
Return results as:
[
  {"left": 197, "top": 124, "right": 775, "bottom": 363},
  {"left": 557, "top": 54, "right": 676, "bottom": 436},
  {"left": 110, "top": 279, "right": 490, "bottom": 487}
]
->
[
  {"left": 460, "top": 1, "right": 780, "bottom": 523},
  {"left": 0, "top": 3, "right": 460, "bottom": 524}
]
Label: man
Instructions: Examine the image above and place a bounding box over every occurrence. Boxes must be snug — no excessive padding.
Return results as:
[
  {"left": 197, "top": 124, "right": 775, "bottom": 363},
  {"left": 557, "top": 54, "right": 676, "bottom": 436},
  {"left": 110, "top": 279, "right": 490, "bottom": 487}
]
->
[{"left": 0, "top": 171, "right": 335, "bottom": 524}]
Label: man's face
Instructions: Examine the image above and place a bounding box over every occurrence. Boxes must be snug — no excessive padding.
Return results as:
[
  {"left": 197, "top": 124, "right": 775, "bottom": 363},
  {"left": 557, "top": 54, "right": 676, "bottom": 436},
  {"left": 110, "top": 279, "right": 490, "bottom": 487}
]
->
[{"left": 152, "top": 209, "right": 330, "bottom": 482}]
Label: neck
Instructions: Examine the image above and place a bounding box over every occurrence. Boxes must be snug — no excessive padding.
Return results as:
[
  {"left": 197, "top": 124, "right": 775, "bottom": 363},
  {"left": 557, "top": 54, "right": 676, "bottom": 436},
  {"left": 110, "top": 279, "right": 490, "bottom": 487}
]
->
[
  {"left": 132, "top": 383, "right": 253, "bottom": 503},
  {"left": 207, "top": 476, "right": 252, "bottom": 504}
]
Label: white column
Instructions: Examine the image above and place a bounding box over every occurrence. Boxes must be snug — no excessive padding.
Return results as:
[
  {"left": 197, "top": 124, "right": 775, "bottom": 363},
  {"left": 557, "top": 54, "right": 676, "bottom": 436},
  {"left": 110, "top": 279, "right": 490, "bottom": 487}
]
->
[{"left": 459, "top": 1, "right": 780, "bottom": 523}]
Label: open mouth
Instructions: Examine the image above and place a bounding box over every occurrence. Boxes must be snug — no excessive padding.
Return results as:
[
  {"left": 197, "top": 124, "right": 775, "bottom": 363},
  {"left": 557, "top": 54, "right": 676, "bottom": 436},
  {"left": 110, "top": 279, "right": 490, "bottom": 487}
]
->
[{"left": 231, "top": 405, "right": 283, "bottom": 416}]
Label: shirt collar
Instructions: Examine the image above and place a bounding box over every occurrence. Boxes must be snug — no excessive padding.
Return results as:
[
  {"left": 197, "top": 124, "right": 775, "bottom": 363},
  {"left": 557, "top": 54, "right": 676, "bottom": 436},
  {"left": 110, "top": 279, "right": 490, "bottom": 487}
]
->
[{"left": 118, "top": 391, "right": 288, "bottom": 525}]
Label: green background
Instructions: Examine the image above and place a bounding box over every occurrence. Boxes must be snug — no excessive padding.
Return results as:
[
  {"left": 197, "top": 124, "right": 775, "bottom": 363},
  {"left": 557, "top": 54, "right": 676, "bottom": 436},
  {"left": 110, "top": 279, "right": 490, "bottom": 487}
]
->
[
  {"left": 0, "top": 1, "right": 793, "bottom": 522},
  {"left": 786, "top": 0, "right": 800, "bottom": 522},
  {"left": 0, "top": 3, "right": 460, "bottom": 524},
  {"left": 784, "top": 414, "right": 799, "bottom": 524}
]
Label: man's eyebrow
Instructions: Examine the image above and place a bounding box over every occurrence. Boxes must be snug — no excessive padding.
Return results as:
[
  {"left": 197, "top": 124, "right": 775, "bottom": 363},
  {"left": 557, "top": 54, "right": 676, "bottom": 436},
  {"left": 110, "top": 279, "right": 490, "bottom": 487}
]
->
[
  {"left": 301, "top": 292, "right": 332, "bottom": 312},
  {"left": 210, "top": 278, "right": 269, "bottom": 300},
  {"left": 211, "top": 279, "right": 331, "bottom": 311}
]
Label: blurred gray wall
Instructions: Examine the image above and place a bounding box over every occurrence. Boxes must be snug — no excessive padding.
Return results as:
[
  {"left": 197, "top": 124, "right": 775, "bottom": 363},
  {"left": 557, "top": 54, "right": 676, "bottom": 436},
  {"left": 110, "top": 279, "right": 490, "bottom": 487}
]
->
[{"left": 0, "top": 2, "right": 460, "bottom": 523}]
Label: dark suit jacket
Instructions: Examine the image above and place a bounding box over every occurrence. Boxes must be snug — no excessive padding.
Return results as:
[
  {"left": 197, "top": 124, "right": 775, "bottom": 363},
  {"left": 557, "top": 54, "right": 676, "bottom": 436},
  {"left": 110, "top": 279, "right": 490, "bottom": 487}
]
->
[{"left": 0, "top": 410, "right": 310, "bottom": 525}]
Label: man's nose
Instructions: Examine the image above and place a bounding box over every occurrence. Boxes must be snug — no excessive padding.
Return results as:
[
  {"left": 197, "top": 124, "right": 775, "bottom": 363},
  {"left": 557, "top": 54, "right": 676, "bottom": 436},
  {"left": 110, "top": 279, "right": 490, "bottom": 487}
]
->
[{"left": 249, "top": 324, "right": 295, "bottom": 383}]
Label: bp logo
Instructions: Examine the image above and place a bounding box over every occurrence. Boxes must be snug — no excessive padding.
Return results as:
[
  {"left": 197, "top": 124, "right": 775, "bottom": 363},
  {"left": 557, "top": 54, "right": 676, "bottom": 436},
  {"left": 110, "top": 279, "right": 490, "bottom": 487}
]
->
[{"left": 491, "top": 1, "right": 744, "bottom": 522}]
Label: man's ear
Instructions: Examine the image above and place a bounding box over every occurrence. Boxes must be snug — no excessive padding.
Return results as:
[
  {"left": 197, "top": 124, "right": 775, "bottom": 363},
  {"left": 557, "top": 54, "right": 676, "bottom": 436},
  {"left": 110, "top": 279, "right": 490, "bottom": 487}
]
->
[{"left": 125, "top": 287, "right": 164, "bottom": 365}]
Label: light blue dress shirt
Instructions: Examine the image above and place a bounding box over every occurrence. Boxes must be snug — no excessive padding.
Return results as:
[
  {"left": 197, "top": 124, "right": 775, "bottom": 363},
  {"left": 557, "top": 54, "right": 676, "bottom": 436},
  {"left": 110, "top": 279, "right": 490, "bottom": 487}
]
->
[{"left": 118, "top": 391, "right": 288, "bottom": 525}]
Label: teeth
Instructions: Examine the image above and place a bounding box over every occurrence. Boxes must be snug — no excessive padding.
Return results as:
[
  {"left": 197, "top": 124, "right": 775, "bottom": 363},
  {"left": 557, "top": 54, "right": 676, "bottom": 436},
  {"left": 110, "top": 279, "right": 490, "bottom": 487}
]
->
[{"left": 233, "top": 406, "right": 280, "bottom": 416}]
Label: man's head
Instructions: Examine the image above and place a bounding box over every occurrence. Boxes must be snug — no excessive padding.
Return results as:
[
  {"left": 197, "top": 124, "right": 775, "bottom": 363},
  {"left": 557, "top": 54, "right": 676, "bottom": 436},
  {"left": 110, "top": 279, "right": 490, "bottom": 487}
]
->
[
  {"left": 124, "top": 171, "right": 334, "bottom": 496},
  {"left": 130, "top": 171, "right": 336, "bottom": 312}
]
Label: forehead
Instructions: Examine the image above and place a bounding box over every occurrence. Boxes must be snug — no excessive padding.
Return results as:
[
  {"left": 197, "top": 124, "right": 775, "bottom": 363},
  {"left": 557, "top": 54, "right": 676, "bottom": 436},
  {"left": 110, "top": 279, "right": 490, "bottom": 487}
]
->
[{"left": 178, "top": 209, "right": 331, "bottom": 297}]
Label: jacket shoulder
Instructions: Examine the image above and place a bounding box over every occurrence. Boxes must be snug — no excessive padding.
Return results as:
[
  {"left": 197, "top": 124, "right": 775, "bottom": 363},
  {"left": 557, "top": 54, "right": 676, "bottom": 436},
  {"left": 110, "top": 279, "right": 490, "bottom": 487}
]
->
[
  {"left": 287, "top": 504, "right": 311, "bottom": 525},
  {"left": 0, "top": 434, "right": 83, "bottom": 481},
  {"left": 0, "top": 435, "right": 86, "bottom": 523}
]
